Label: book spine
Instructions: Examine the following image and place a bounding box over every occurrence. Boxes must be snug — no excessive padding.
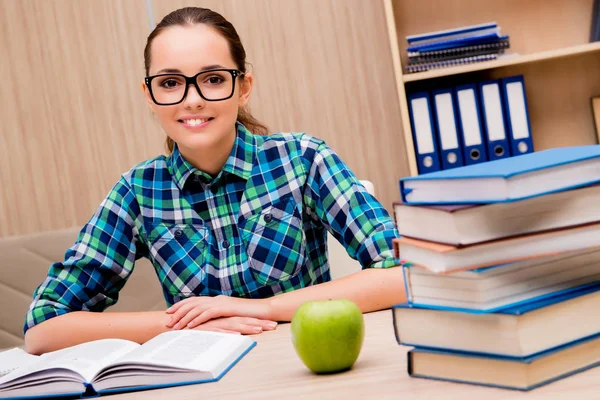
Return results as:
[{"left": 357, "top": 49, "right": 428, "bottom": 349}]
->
[
  {"left": 82, "top": 383, "right": 99, "bottom": 398},
  {"left": 392, "top": 307, "right": 402, "bottom": 345},
  {"left": 402, "top": 265, "right": 413, "bottom": 303},
  {"left": 407, "top": 349, "right": 415, "bottom": 375},
  {"left": 591, "top": 0, "right": 600, "bottom": 42}
]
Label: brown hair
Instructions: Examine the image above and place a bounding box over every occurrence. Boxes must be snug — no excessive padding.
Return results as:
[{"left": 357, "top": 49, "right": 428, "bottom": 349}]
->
[{"left": 144, "top": 7, "right": 268, "bottom": 153}]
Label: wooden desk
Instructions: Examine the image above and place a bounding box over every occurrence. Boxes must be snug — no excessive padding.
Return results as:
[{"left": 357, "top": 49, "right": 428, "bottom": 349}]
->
[{"left": 108, "top": 310, "right": 600, "bottom": 399}]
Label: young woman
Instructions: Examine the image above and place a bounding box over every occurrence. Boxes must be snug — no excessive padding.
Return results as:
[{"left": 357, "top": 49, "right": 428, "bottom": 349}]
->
[{"left": 24, "top": 7, "right": 404, "bottom": 354}]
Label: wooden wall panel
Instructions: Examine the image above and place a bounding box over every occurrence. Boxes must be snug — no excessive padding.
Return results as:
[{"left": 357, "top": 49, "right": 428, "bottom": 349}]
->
[
  {"left": 152, "top": 0, "right": 408, "bottom": 216},
  {"left": 0, "top": 0, "right": 164, "bottom": 237}
]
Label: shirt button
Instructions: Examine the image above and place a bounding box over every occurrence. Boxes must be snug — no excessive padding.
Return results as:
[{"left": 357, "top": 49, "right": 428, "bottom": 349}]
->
[
  {"left": 263, "top": 213, "right": 273, "bottom": 223},
  {"left": 222, "top": 240, "right": 230, "bottom": 248},
  {"left": 174, "top": 229, "right": 183, "bottom": 238}
]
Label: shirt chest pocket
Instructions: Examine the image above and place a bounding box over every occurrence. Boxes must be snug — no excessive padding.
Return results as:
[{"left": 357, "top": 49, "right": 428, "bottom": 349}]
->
[
  {"left": 147, "top": 222, "right": 208, "bottom": 298},
  {"left": 239, "top": 196, "right": 306, "bottom": 286}
]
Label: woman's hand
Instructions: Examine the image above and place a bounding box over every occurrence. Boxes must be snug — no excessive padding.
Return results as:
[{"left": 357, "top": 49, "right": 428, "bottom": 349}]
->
[
  {"left": 192, "top": 316, "right": 277, "bottom": 335},
  {"left": 166, "top": 295, "right": 273, "bottom": 329}
]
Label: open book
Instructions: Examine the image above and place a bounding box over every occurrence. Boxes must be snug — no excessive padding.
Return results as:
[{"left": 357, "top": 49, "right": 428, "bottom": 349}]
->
[{"left": 0, "top": 330, "right": 255, "bottom": 399}]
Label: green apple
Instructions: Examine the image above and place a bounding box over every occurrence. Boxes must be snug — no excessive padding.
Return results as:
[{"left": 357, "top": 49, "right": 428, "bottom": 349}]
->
[{"left": 291, "top": 299, "right": 365, "bottom": 374}]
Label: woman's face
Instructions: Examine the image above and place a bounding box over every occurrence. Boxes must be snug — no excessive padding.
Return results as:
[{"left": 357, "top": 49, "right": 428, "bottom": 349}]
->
[{"left": 144, "top": 24, "right": 252, "bottom": 155}]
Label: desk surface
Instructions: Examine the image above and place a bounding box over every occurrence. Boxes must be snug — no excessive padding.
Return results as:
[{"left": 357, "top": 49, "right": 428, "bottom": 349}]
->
[{"left": 109, "top": 310, "right": 600, "bottom": 399}]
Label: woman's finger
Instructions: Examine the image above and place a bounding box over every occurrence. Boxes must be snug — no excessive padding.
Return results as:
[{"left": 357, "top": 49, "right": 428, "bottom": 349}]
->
[
  {"left": 215, "top": 318, "right": 263, "bottom": 335},
  {"left": 233, "top": 323, "right": 263, "bottom": 335},
  {"left": 166, "top": 297, "right": 197, "bottom": 313},
  {"left": 173, "top": 307, "right": 205, "bottom": 330},
  {"left": 236, "top": 317, "right": 278, "bottom": 331},
  {"left": 167, "top": 302, "right": 205, "bottom": 328},
  {"left": 188, "top": 307, "right": 233, "bottom": 328}
]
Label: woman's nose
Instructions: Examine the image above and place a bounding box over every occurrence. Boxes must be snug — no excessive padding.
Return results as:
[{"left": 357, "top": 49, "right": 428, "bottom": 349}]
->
[{"left": 183, "top": 84, "right": 205, "bottom": 108}]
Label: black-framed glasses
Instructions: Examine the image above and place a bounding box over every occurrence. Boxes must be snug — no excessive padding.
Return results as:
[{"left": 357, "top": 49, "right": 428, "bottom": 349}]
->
[{"left": 144, "top": 68, "right": 244, "bottom": 106}]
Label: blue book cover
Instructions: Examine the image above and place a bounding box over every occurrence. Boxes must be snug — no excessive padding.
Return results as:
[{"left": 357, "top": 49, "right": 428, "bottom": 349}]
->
[
  {"left": 406, "top": 21, "right": 497, "bottom": 44},
  {"left": 399, "top": 144, "right": 600, "bottom": 204},
  {"left": 408, "top": 333, "right": 600, "bottom": 391},
  {"left": 394, "top": 280, "right": 600, "bottom": 316}
]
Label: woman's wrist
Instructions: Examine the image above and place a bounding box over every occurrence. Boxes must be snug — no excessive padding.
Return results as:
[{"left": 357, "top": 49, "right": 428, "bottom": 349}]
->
[
  {"left": 150, "top": 310, "right": 174, "bottom": 336},
  {"left": 259, "top": 297, "right": 277, "bottom": 321}
]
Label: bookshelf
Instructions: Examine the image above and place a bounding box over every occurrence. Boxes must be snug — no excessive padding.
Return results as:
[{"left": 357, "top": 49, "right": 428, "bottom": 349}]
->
[{"left": 384, "top": 0, "right": 600, "bottom": 176}]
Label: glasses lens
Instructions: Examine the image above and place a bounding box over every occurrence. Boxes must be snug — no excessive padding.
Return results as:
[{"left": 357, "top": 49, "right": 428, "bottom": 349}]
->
[
  {"left": 196, "top": 71, "right": 234, "bottom": 101},
  {"left": 151, "top": 75, "right": 187, "bottom": 105}
]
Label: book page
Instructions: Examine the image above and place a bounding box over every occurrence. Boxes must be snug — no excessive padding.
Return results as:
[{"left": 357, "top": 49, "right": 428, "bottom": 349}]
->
[
  {"left": 0, "top": 339, "right": 139, "bottom": 385},
  {"left": 112, "top": 330, "right": 249, "bottom": 372},
  {"left": 0, "top": 348, "right": 39, "bottom": 378}
]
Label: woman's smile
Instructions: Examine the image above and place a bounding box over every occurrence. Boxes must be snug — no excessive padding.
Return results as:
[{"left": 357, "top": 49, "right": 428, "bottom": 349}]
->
[{"left": 178, "top": 115, "right": 214, "bottom": 130}]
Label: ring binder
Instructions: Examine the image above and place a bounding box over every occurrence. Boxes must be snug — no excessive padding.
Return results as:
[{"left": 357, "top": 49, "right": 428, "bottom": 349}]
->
[
  {"left": 501, "top": 75, "right": 534, "bottom": 156},
  {"left": 455, "top": 84, "right": 488, "bottom": 165},
  {"left": 478, "top": 80, "right": 511, "bottom": 161},
  {"left": 407, "top": 91, "right": 442, "bottom": 174},
  {"left": 432, "top": 88, "right": 464, "bottom": 169}
]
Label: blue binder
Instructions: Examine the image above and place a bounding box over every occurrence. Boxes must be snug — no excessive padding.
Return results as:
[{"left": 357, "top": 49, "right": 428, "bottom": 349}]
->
[
  {"left": 407, "top": 91, "right": 441, "bottom": 174},
  {"left": 454, "top": 84, "right": 487, "bottom": 165},
  {"left": 431, "top": 88, "right": 464, "bottom": 169},
  {"left": 501, "top": 75, "right": 534, "bottom": 156},
  {"left": 406, "top": 21, "right": 498, "bottom": 45},
  {"left": 478, "top": 79, "right": 511, "bottom": 161}
]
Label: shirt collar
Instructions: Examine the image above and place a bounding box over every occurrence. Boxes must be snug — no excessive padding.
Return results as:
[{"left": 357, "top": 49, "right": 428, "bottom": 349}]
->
[{"left": 167, "top": 122, "right": 258, "bottom": 190}]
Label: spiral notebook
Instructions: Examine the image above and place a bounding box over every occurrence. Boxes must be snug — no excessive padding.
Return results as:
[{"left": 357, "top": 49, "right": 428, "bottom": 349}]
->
[
  {"left": 408, "top": 39, "right": 510, "bottom": 63},
  {"left": 407, "top": 33, "right": 508, "bottom": 53},
  {"left": 405, "top": 53, "right": 501, "bottom": 73}
]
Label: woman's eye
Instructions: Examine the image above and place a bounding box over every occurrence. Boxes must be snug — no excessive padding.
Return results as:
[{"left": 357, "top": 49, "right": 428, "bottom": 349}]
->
[
  {"left": 206, "top": 76, "right": 224, "bottom": 85},
  {"left": 160, "top": 79, "right": 180, "bottom": 89}
]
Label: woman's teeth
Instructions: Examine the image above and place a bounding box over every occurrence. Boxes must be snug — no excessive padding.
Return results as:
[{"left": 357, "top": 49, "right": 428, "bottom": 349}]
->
[{"left": 182, "top": 118, "right": 209, "bottom": 126}]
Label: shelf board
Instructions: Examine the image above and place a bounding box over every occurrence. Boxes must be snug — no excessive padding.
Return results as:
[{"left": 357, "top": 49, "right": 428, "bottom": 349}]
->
[{"left": 402, "top": 42, "right": 600, "bottom": 82}]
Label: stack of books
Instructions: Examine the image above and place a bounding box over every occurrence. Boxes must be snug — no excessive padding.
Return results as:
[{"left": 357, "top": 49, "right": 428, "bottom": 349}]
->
[
  {"left": 392, "top": 145, "right": 600, "bottom": 390},
  {"left": 405, "top": 22, "right": 510, "bottom": 74}
]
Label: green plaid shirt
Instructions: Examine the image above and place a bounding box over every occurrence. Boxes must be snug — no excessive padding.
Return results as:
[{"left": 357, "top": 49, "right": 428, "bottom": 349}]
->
[{"left": 25, "top": 123, "right": 398, "bottom": 332}]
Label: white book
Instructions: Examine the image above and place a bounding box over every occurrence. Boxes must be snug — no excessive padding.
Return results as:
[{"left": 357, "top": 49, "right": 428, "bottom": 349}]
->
[
  {"left": 393, "top": 282, "right": 600, "bottom": 358},
  {"left": 393, "top": 222, "right": 600, "bottom": 274},
  {"left": 404, "top": 247, "right": 600, "bottom": 310},
  {"left": 394, "top": 184, "right": 600, "bottom": 246},
  {"left": 0, "top": 330, "right": 255, "bottom": 399}
]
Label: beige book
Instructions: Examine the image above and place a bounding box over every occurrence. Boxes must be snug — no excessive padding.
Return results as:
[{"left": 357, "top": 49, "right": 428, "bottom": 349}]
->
[
  {"left": 394, "top": 184, "right": 600, "bottom": 246},
  {"left": 393, "top": 222, "right": 600, "bottom": 273}
]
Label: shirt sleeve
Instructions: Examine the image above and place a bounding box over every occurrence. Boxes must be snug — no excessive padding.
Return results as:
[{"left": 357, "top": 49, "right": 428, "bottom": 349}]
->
[
  {"left": 303, "top": 138, "right": 400, "bottom": 269},
  {"left": 24, "top": 177, "right": 146, "bottom": 333}
]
